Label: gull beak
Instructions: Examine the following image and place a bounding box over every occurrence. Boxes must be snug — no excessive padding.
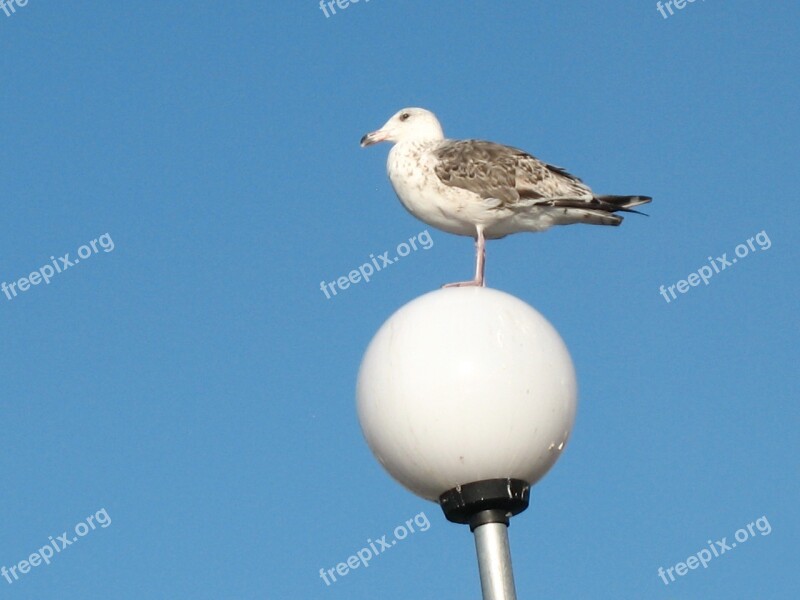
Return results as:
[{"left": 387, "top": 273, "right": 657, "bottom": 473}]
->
[{"left": 360, "top": 128, "right": 390, "bottom": 147}]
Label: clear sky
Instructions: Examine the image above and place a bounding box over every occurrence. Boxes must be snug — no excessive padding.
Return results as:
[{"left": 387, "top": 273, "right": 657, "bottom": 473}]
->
[{"left": 1, "top": 1, "right": 797, "bottom": 598}]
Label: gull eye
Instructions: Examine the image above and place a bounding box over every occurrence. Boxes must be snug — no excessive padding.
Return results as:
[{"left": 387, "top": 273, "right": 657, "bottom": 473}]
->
[{"left": 399, "top": 112, "right": 410, "bottom": 122}]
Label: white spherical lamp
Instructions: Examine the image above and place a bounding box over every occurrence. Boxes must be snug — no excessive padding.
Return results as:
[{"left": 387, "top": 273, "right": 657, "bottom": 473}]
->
[{"left": 356, "top": 287, "right": 578, "bottom": 503}]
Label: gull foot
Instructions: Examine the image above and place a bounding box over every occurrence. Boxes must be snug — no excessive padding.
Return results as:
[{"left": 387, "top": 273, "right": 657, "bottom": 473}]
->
[{"left": 442, "top": 279, "right": 485, "bottom": 288}]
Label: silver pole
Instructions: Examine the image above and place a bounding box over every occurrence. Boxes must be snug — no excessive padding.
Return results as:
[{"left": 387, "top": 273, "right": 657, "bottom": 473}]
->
[{"left": 472, "top": 520, "right": 517, "bottom": 600}]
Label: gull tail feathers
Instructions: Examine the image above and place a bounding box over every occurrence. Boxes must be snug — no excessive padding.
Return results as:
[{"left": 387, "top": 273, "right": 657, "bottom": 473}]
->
[{"left": 540, "top": 195, "right": 652, "bottom": 221}]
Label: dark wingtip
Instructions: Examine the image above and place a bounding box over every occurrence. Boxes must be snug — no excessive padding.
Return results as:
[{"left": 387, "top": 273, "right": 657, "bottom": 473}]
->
[
  {"left": 619, "top": 206, "right": 650, "bottom": 216},
  {"left": 629, "top": 196, "right": 652, "bottom": 216},
  {"left": 593, "top": 194, "right": 652, "bottom": 215}
]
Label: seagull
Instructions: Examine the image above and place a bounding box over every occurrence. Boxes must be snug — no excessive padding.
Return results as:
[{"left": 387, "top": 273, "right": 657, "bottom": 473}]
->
[{"left": 360, "top": 107, "right": 651, "bottom": 287}]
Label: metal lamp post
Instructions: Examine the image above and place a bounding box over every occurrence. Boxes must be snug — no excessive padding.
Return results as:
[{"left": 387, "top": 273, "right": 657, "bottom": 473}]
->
[
  {"left": 357, "top": 287, "right": 577, "bottom": 599},
  {"left": 440, "top": 478, "right": 530, "bottom": 599}
]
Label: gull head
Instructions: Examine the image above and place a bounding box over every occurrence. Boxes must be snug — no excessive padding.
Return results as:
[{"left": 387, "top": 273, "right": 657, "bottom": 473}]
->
[{"left": 360, "top": 108, "right": 445, "bottom": 147}]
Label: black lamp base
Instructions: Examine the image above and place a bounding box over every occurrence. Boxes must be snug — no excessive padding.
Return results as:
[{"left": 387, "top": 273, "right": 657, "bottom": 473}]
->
[{"left": 438, "top": 478, "right": 530, "bottom": 529}]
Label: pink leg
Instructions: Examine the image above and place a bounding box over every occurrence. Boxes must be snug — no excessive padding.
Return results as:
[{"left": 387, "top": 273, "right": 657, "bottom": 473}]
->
[{"left": 443, "top": 226, "right": 486, "bottom": 288}]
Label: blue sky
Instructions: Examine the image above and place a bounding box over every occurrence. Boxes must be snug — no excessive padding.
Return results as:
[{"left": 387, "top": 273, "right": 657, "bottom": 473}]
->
[{"left": 1, "top": 1, "right": 797, "bottom": 598}]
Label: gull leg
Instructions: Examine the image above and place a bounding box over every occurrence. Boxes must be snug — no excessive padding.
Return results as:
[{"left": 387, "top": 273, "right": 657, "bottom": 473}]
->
[
  {"left": 474, "top": 227, "right": 486, "bottom": 285},
  {"left": 443, "top": 226, "right": 486, "bottom": 288}
]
